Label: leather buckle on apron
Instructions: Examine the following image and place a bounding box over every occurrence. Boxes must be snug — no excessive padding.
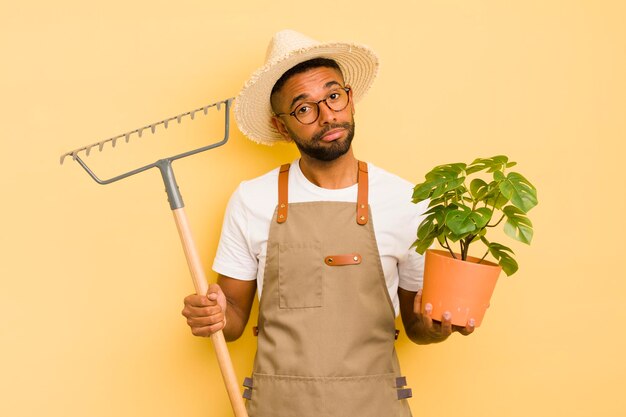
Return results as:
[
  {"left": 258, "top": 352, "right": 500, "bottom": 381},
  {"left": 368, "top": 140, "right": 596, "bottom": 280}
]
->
[
  {"left": 356, "top": 161, "right": 369, "bottom": 225},
  {"left": 324, "top": 253, "right": 362, "bottom": 266}
]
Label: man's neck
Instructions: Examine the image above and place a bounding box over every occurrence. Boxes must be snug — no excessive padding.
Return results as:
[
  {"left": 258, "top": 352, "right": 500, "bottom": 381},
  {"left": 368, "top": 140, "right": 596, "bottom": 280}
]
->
[{"left": 298, "top": 150, "right": 359, "bottom": 189}]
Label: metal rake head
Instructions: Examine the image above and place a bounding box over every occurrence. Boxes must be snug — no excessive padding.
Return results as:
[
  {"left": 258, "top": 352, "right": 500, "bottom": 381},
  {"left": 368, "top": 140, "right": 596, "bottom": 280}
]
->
[
  {"left": 60, "top": 97, "right": 233, "bottom": 166},
  {"left": 59, "top": 97, "right": 233, "bottom": 189}
]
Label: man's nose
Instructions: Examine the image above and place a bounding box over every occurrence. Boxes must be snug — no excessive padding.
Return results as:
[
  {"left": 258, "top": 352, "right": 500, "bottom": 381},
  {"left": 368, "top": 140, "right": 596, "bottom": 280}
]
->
[{"left": 317, "top": 101, "right": 337, "bottom": 124}]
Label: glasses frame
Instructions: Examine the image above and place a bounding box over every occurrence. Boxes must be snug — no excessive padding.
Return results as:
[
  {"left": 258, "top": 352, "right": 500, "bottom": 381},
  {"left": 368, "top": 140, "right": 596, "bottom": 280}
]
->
[{"left": 274, "top": 86, "right": 352, "bottom": 125}]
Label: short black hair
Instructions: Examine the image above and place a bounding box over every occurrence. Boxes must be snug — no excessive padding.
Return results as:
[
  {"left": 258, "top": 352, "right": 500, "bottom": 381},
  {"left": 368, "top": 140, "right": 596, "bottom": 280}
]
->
[{"left": 270, "top": 58, "right": 343, "bottom": 98}]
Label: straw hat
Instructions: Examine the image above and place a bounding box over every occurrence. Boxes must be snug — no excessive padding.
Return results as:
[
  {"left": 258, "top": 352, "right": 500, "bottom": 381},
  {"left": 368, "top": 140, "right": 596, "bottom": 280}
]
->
[{"left": 234, "top": 29, "right": 379, "bottom": 145}]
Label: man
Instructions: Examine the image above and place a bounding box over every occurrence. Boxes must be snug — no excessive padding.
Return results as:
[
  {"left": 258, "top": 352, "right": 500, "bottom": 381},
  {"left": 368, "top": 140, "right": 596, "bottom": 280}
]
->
[{"left": 182, "top": 30, "right": 474, "bottom": 417}]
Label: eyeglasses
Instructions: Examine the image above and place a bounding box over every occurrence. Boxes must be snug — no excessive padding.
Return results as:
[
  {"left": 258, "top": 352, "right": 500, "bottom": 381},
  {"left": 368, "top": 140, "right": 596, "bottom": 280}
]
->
[{"left": 275, "top": 87, "right": 351, "bottom": 125}]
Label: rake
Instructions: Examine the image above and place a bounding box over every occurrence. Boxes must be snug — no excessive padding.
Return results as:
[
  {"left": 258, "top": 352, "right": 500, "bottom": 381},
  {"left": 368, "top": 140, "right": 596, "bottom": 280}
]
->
[{"left": 60, "top": 97, "right": 248, "bottom": 417}]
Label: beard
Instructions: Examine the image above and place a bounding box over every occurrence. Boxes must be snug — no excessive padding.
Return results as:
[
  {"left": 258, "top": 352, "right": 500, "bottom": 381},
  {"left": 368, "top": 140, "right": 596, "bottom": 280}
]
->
[{"left": 288, "top": 121, "right": 355, "bottom": 162}]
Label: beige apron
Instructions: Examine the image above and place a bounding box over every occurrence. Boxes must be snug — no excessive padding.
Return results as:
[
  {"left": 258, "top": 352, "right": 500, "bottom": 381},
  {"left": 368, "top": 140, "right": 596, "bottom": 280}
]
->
[{"left": 243, "top": 162, "right": 413, "bottom": 417}]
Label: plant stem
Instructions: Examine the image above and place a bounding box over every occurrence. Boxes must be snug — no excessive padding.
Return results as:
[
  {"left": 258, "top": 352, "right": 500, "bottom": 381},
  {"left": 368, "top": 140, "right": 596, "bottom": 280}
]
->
[
  {"left": 464, "top": 235, "right": 477, "bottom": 261},
  {"left": 478, "top": 249, "right": 489, "bottom": 264},
  {"left": 457, "top": 188, "right": 470, "bottom": 209},
  {"left": 444, "top": 236, "right": 457, "bottom": 259},
  {"left": 492, "top": 191, "right": 502, "bottom": 211},
  {"left": 462, "top": 236, "right": 471, "bottom": 260},
  {"left": 487, "top": 213, "right": 506, "bottom": 228}
]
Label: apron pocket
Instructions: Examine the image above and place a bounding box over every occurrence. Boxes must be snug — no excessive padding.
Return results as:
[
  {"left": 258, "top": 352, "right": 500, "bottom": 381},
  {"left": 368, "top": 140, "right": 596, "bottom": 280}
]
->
[
  {"left": 278, "top": 241, "right": 323, "bottom": 308},
  {"left": 321, "top": 373, "right": 410, "bottom": 417},
  {"left": 247, "top": 372, "right": 411, "bottom": 417}
]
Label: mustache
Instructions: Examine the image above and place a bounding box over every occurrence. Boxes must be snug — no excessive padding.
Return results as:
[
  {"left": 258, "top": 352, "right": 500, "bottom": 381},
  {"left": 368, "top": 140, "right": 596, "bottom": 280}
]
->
[{"left": 312, "top": 123, "right": 352, "bottom": 142}]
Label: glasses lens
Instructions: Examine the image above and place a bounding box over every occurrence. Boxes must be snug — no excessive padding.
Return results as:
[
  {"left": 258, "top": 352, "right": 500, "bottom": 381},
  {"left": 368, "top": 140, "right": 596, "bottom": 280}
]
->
[
  {"left": 294, "top": 103, "right": 318, "bottom": 124},
  {"left": 293, "top": 88, "right": 350, "bottom": 125},
  {"left": 326, "top": 89, "right": 349, "bottom": 111}
]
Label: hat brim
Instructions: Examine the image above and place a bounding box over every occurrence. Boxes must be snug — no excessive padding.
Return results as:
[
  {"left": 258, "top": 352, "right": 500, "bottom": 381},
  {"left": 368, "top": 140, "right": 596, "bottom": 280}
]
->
[{"left": 234, "top": 42, "right": 379, "bottom": 145}]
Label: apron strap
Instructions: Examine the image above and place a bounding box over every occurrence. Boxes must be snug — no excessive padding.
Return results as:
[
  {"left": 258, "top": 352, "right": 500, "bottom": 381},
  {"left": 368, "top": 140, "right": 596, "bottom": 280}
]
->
[
  {"left": 277, "top": 163, "right": 290, "bottom": 223},
  {"left": 276, "top": 161, "right": 369, "bottom": 225},
  {"left": 356, "top": 161, "right": 369, "bottom": 225}
]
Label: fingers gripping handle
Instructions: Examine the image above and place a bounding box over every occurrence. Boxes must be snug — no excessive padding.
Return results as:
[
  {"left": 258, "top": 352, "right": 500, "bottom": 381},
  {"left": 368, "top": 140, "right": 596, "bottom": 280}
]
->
[{"left": 172, "top": 208, "right": 249, "bottom": 417}]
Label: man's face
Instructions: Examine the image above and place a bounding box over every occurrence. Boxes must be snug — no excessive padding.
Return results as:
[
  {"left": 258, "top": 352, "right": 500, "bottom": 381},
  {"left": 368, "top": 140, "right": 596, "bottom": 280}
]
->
[{"left": 271, "top": 67, "right": 355, "bottom": 162}]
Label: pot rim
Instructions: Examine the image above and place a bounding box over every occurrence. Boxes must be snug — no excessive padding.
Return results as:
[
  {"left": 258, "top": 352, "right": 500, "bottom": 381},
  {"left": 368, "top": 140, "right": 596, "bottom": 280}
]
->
[{"left": 426, "top": 248, "right": 501, "bottom": 268}]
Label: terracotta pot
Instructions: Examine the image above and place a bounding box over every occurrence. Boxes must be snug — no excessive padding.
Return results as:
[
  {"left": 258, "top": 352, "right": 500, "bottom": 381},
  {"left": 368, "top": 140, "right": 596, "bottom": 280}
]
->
[{"left": 421, "top": 249, "right": 502, "bottom": 327}]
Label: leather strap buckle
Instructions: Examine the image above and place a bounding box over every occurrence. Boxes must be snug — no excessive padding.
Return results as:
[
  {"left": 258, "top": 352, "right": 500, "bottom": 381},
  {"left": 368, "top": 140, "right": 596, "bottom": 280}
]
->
[
  {"left": 324, "top": 253, "right": 362, "bottom": 266},
  {"left": 277, "top": 164, "right": 290, "bottom": 223},
  {"left": 356, "top": 161, "right": 369, "bottom": 225}
]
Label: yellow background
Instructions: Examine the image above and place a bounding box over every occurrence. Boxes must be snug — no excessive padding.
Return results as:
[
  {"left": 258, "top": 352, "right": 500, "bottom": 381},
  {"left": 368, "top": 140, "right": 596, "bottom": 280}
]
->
[{"left": 1, "top": 1, "right": 625, "bottom": 416}]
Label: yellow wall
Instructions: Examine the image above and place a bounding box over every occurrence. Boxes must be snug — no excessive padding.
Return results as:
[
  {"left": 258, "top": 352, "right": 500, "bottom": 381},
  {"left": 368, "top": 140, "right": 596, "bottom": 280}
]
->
[{"left": 2, "top": 1, "right": 625, "bottom": 416}]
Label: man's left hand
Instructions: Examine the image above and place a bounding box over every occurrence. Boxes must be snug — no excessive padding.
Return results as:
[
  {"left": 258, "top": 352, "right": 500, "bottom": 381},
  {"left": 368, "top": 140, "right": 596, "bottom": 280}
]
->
[{"left": 399, "top": 287, "right": 475, "bottom": 344}]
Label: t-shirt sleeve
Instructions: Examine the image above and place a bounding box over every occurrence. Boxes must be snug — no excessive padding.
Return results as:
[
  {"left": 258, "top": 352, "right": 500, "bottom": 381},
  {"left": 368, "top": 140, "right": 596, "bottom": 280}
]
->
[
  {"left": 397, "top": 198, "right": 428, "bottom": 292},
  {"left": 212, "top": 185, "right": 258, "bottom": 281},
  {"left": 398, "top": 248, "right": 424, "bottom": 292}
]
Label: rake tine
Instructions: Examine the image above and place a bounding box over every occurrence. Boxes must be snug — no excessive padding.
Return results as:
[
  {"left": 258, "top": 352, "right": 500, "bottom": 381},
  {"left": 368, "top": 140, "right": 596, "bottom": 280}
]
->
[{"left": 60, "top": 98, "right": 233, "bottom": 165}]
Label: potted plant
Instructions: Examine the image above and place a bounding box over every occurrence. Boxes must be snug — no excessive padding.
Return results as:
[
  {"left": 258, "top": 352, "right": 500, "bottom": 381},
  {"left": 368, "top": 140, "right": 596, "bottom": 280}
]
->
[{"left": 411, "top": 155, "right": 538, "bottom": 327}]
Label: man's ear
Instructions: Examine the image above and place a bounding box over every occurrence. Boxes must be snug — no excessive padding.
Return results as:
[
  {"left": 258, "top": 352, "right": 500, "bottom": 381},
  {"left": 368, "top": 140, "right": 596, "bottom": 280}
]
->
[{"left": 271, "top": 116, "right": 293, "bottom": 142}]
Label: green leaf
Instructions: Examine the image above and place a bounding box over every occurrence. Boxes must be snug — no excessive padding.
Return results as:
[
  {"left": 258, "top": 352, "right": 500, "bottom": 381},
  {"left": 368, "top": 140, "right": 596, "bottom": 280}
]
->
[
  {"left": 447, "top": 231, "right": 464, "bottom": 242},
  {"left": 470, "top": 207, "right": 493, "bottom": 229},
  {"left": 498, "top": 172, "right": 538, "bottom": 213},
  {"left": 465, "top": 164, "right": 487, "bottom": 175},
  {"left": 417, "top": 215, "right": 437, "bottom": 241},
  {"left": 487, "top": 242, "right": 519, "bottom": 276},
  {"left": 412, "top": 234, "right": 435, "bottom": 255},
  {"left": 412, "top": 163, "right": 467, "bottom": 202},
  {"left": 468, "top": 155, "right": 510, "bottom": 174},
  {"left": 428, "top": 190, "right": 460, "bottom": 207},
  {"left": 497, "top": 252, "right": 519, "bottom": 276},
  {"left": 412, "top": 178, "right": 446, "bottom": 201},
  {"left": 414, "top": 206, "right": 451, "bottom": 254},
  {"left": 503, "top": 206, "right": 534, "bottom": 244},
  {"left": 433, "top": 177, "right": 465, "bottom": 199},
  {"left": 413, "top": 216, "right": 441, "bottom": 254},
  {"left": 422, "top": 204, "right": 451, "bottom": 226},
  {"left": 470, "top": 178, "right": 489, "bottom": 200},
  {"left": 425, "top": 163, "right": 466, "bottom": 180},
  {"left": 445, "top": 206, "right": 477, "bottom": 235}
]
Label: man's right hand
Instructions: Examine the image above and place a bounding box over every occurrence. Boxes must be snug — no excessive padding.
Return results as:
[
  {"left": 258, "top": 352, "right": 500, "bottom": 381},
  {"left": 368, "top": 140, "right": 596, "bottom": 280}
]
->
[{"left": 181, "top": 283, "right": 227, "bottom": 337}]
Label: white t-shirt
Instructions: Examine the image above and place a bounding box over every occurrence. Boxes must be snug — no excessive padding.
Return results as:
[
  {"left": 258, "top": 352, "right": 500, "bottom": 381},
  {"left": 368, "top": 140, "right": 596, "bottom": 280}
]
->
[{"left": 213, "top": 160, "right": 429, "bottom": 316}]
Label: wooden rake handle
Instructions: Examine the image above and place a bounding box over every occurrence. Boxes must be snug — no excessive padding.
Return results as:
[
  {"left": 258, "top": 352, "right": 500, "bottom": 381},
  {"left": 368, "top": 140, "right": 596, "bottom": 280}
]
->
[{"left": 173, "top": 207, "right": 249, "bottom": 417}]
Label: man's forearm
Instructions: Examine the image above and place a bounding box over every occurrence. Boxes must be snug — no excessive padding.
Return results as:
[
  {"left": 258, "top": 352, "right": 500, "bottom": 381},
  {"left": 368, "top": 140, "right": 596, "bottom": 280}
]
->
[{"left": 222, "top": 297, "right": 249, "bottom": 341}]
